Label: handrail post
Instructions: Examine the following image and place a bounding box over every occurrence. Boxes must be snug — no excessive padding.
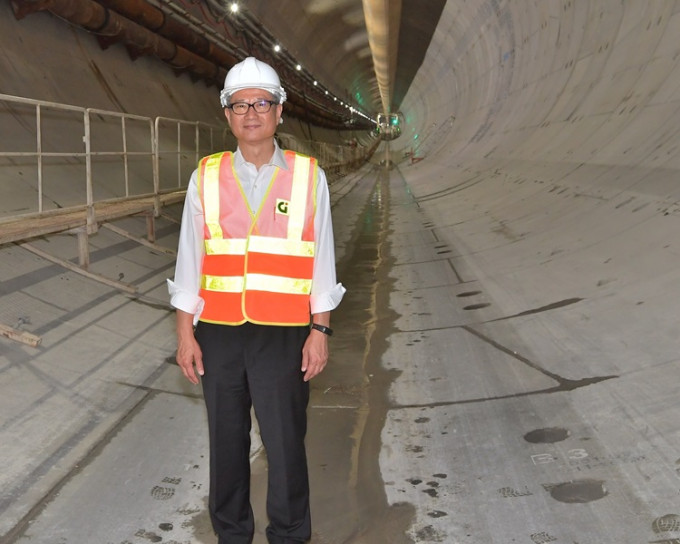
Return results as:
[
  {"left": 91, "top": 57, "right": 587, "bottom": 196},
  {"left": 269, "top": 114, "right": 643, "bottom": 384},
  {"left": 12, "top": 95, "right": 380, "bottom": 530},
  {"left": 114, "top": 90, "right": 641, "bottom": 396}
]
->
[
  {"left": 152, "top": 117, "right": 160, "bottom": 216},
  {"left": 84, "top": 110, "right": 96, "bottom": 234},
  {"left": 36, "top": 104, "right": 43, "bottom": 214},
  {"left": 122, "top": 116, "right": 129, "bottom": 198}
]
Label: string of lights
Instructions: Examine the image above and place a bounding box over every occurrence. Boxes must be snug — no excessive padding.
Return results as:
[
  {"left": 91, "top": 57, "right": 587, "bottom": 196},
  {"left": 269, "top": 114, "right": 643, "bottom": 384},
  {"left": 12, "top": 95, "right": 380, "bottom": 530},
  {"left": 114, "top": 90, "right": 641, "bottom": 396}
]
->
[{"left": 200, "top": 1, "right": 375, "bottom": 125}]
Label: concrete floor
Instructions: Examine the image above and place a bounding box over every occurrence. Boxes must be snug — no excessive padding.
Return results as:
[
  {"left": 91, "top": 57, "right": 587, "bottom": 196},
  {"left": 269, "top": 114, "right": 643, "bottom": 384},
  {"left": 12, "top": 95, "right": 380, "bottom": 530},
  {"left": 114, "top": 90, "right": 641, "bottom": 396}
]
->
[{"left": 3, "top": 156, "right": 680, "bottom": 543}]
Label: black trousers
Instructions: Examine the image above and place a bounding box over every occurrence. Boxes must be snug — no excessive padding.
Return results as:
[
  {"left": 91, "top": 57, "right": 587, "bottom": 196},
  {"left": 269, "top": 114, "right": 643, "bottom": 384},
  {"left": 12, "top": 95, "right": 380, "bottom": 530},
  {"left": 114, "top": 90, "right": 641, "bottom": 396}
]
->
[{"left": 195, "top": 321, "right": 311, "bottom": 544}]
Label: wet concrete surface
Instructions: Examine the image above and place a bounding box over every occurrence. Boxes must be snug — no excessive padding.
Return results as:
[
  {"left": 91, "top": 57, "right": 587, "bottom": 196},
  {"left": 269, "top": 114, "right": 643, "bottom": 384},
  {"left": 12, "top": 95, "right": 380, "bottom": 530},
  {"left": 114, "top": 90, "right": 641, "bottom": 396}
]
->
[
  {"left": 305, "top": 167, "right": 415, "bottom": 544},
  {"left": 1, "top": 163, "right": 412, "bottom": 544},
  {"left": 2, "top": 158, "right": 680, "bottom": 543}
]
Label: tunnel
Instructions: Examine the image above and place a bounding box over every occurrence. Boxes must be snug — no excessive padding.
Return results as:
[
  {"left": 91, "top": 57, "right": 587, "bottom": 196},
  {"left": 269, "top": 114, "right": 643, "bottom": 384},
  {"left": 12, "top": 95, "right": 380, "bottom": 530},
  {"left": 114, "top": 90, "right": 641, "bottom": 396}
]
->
[{"left": 1, "top": 1, "right": 680, "bottom": 543}]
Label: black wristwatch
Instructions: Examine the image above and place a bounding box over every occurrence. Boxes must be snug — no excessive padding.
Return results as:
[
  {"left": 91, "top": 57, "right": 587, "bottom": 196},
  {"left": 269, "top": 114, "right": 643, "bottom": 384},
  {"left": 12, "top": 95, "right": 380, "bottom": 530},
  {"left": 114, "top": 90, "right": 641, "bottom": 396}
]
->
[{"left": 311, "top": 323, "right": 333, "bottom": 336}]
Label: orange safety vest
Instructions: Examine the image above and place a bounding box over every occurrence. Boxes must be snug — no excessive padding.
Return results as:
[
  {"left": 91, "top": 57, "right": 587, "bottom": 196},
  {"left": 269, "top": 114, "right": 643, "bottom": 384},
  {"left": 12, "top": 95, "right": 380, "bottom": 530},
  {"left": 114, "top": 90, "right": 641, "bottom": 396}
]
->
[{"left": 197, "top": 150, "right": 318, "bottom": 326}]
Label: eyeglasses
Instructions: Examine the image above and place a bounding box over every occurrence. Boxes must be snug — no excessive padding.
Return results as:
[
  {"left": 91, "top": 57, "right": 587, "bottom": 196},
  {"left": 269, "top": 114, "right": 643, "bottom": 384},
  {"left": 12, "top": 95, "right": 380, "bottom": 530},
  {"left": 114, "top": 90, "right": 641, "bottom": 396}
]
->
[{"left": 227, "top": 100, "right": 277, "bottom": 115}]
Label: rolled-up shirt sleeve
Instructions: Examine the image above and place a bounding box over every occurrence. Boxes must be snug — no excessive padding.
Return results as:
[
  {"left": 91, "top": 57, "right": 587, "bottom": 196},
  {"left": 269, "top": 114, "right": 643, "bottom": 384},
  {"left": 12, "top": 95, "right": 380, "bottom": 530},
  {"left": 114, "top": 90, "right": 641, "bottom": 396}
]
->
[
  {"left": 310, "top": 167, "right": 346, "bottom": 314},
  {"left": 167, "top": 169, "right": 205, "bottom": 323}
]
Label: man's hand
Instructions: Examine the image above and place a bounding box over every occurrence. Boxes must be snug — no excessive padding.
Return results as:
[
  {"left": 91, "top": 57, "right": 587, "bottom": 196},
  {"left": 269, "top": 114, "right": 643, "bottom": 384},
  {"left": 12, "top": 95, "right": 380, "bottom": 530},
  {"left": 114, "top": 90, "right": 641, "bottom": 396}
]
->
[
  {"left": 301, "top": 328, "right": 329, "bottom": 382},
  {"left": 176, "top": 334, "right": 204, "bottom": 385},
  {"left": 176, "top": 310, "right": 204, "bottom": 385}
]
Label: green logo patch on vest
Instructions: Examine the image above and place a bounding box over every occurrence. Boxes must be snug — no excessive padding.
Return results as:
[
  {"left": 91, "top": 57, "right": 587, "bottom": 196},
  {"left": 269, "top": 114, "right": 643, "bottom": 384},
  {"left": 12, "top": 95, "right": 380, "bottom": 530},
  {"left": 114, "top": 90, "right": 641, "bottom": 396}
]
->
[{"left": 276, "top": 199, "right": 290, "bottom": 215}]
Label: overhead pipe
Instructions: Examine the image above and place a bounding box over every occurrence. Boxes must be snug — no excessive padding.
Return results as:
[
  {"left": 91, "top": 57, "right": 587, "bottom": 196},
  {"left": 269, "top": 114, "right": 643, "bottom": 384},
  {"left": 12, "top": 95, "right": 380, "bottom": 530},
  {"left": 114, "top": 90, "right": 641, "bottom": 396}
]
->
[
  {"left": 10, "top": 0, "right": 225, "bottom": 85},
  {"left": 96, "top": 0, "right": 238, "bottom": 69},
  {"left": 10, "top": 0, "right": 368, "bottom": 130},
  {"left": 361, "top": 0, "right": 402, "bottom": 114},
  {"left": 93, "top": 0, "right": 346, "bottom": 125}
]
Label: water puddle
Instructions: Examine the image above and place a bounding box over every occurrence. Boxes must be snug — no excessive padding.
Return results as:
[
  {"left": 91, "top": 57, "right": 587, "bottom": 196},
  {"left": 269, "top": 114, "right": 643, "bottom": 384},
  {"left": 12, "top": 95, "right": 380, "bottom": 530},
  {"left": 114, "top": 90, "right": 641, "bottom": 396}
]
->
[
  {"left": 547, "top": 479, "right": 607, "bottom": 503},
  {"left": 523, "top": 427, "right": 570, "bottom": 444}
]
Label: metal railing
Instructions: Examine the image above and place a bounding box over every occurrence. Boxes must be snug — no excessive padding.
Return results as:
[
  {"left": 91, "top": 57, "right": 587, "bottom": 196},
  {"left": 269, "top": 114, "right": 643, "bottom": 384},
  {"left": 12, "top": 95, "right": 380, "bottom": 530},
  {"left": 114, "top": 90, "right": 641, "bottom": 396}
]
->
[
  {"left": 276, "top": 133, "right": 375, "bottom": 180},
  {"left": 0, "top": 92, "right": 375, "bottom": 241},
  {"left": 154, "top": 116, "right": 231, "bottom": 192},
  {"left": 0, "top": 93, "right": 229, "bottom": 230}
]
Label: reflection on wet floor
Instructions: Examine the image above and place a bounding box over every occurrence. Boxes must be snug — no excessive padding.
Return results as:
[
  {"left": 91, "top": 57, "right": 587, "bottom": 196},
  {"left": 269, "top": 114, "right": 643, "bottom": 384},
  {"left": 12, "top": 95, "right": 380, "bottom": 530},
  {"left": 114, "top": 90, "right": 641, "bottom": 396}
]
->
[{"left": 306, "top": 166, "right": 416, "bottom": 543}]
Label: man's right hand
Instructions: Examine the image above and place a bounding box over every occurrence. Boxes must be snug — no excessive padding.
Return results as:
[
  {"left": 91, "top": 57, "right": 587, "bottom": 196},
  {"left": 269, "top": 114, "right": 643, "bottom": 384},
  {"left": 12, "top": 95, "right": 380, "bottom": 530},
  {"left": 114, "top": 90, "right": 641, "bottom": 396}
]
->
[
  {"left": 176, "top": 335, "right": 204, "bottom": 384},
  {"left": 176, "top": 310, "right": 204, "bottom": 385}
]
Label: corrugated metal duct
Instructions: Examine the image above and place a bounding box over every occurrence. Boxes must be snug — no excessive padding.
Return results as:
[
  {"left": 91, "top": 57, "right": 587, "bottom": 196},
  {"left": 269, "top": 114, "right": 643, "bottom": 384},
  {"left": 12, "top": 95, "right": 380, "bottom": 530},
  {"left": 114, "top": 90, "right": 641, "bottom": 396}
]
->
[{"left": 10, "top": 0, "right": 226, "bottom": 84}]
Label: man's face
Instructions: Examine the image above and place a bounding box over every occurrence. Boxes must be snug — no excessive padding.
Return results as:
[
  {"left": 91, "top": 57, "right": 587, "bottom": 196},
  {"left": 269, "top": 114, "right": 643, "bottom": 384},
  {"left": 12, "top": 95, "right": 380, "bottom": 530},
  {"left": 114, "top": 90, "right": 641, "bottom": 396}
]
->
[{"left": 224, "top": 88, "right": 282, "bottom": 145}]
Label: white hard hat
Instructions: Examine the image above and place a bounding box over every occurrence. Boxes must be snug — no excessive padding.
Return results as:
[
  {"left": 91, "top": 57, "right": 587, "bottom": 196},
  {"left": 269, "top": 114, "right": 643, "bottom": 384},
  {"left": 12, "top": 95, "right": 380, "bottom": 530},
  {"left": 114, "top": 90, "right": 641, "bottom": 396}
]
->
[{"left": 219, "top": 57, "right": 287, "bottom": 107}]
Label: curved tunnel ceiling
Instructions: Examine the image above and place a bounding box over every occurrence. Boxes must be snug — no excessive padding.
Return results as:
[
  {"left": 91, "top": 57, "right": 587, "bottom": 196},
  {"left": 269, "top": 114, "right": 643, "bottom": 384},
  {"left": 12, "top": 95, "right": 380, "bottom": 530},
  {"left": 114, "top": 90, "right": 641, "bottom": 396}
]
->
[
  {"left": 10, "top": 0, "right": 446, "bottom": 131},
  {"left": 245, "top": 0, "right": 446, "bottom": 116}
]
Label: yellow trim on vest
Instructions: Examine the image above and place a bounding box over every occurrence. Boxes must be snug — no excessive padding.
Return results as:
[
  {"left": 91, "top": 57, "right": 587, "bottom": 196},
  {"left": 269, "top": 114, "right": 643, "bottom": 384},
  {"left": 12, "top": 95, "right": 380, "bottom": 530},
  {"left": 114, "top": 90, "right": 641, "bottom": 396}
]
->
[
  {"left": 250, "top": 168, "right": 280, "bottom": 225},
  {"left": 199, "top": 316, "right": 309, "bottom": 327},
  {"left": 199, "top": 317, "right": 248, "bottom": 326},
  {"left": 205, "top": 238, "right": 247, "bottom": 255},
  {"left": 311, "top": 158, "right": 318, "bottom": 215},
  {"left": 231, "top": 159, "right": 258, "bottom": 220},
  {"left": 288, "top": 154, "right": 310, "bottom": 240},
  {"left": 203, "top": 154, "right": 225, "bottom": 239},
  {"left": 248, "top": 235, "right": 314, "bottom": 257},
  {"left": 201, "top": 275, "right": 244, "bottom": 292},
  {"left": 246, "top": 274, "right": 312, "bottom": 295}
]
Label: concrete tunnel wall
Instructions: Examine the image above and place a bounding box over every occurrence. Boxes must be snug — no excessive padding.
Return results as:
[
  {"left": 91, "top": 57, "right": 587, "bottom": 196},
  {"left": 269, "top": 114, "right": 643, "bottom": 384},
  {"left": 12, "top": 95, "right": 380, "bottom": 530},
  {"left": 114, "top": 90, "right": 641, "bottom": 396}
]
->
[
  {"left": 381, "top": 1, "right": 680, "bottom": 378},
  {"left": 0, "top": 4, "right": 220, "bottom": 125},
  {"left": 399, "top": 1, "right": 680, "bottom": 175}
]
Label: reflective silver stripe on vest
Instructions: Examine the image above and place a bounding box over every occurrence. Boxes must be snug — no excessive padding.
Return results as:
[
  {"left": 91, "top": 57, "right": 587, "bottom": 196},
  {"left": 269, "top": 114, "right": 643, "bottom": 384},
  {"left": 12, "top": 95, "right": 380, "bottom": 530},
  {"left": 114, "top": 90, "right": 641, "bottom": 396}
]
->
[
  {"left": 205, "top": 238, "right": 247, "bottom": 255},
  {"left": 288, "top": 154, "right": 310, "bottom": 241},
  {"left": 201, "top": 273, "right": 311, "bottom": 295},
  {"left": 246, "top": 273, "right": 312, "bottom": 294},
  {"left": 248, "top": 235, "right": 314, "bottom": 256},
  {"left": 201, "top": 275, "right": 244, "bottom": 292}
]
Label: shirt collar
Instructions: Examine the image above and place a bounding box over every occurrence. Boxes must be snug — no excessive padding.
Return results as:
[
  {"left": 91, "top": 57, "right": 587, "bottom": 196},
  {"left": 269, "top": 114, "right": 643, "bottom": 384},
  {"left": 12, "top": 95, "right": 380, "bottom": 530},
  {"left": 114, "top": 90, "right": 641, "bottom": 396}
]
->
[{"left": 234, "top": 140, "right": 288, "bottom": 170}]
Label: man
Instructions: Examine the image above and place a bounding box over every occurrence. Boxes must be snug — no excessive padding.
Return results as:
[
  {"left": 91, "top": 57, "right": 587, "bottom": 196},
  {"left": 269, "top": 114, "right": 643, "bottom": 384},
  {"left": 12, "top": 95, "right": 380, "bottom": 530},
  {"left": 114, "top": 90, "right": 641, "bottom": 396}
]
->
[{"left": 167, "top": 57, "right": 345, "bottom": 543}]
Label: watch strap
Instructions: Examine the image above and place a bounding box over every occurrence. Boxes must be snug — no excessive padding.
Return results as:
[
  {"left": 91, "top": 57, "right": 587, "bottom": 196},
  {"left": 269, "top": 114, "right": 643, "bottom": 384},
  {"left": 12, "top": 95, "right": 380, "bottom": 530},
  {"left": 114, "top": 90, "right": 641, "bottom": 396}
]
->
[{"left": 311, "top": 323, "right": 333, "bottom": 336}]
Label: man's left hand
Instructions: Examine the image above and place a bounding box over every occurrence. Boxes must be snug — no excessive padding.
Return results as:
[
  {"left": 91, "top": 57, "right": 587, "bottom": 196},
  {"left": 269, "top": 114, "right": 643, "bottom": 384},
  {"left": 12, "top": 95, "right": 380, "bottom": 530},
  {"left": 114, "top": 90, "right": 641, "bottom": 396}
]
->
[{"left": 301, "top": 329, "right": 329, "bottom": 381}]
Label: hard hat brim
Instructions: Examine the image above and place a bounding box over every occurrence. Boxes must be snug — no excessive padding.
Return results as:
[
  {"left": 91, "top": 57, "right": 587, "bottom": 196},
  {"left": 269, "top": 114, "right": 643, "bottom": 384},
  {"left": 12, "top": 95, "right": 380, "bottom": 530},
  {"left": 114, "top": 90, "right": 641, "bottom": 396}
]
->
[{"left": 220, "top": 84, "right": 287, "bottom": 107}]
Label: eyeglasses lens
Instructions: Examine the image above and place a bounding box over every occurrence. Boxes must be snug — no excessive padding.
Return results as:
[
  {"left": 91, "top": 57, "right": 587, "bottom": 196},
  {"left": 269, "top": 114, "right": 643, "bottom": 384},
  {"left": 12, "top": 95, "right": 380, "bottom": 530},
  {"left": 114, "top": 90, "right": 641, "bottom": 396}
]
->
[{"left": 231, "top": 101, "right": 273, "bottom": 115}]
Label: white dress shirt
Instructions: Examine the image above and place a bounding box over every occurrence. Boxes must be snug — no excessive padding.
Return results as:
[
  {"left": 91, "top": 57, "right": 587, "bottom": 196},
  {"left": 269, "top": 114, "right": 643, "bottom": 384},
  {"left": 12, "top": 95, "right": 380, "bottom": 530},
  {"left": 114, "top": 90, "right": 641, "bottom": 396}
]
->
[{"left": 167, "top": 141, "right": 346, "bottom": 324}]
